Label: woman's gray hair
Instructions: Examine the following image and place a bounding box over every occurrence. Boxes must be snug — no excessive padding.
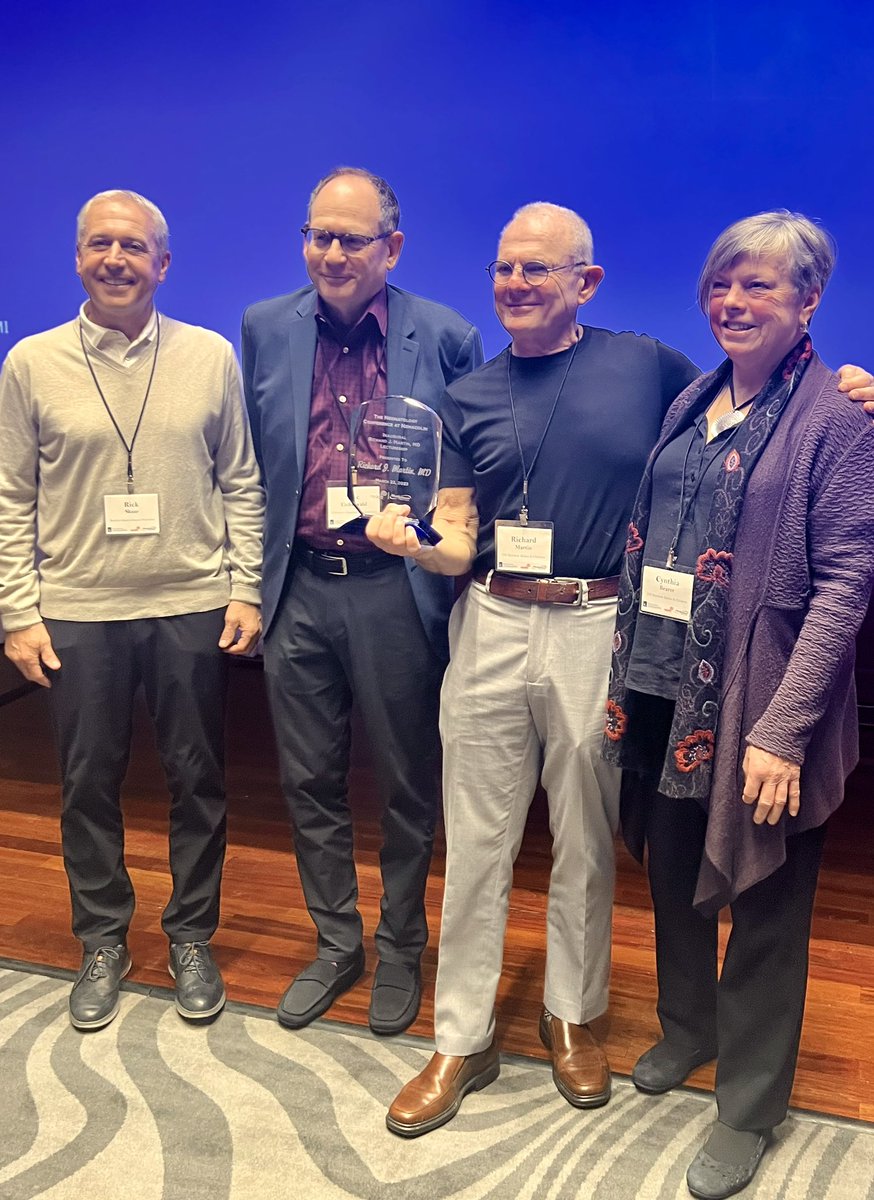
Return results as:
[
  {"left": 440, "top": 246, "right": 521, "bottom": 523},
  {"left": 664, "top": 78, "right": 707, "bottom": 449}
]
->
[
  {"left": 502, "top": 202, "right": 594, "bottom": 265},
  {"left": 76, "top": 190, "right": 170, "bottom": 255},
  {"left": 307, "top": 167, "right": 401, "bottom": 234},
  {"left": 697, "top": 210, "right": 836, "bottom": 313}
]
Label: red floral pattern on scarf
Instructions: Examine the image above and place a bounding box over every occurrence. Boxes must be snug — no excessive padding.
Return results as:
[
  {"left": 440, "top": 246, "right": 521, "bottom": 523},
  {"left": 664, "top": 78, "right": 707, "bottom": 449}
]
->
[
  {"left": 626, "top": 522, "right": 643, "bottom": 553},
  {"left": 604, "top": 699, "right": 628, "bottom": 742},
  {"left": 673, "top": 729, "right": 715, "bottom": 772},
  {"left": 696, "top": 548, "right": 732, "bottom": 588}
]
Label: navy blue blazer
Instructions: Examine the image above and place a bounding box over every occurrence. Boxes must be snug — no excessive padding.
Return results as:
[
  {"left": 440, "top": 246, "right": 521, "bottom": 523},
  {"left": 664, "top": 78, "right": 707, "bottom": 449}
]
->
[{"left": 241, "top": 283, "right": 484, "bottom": 658}]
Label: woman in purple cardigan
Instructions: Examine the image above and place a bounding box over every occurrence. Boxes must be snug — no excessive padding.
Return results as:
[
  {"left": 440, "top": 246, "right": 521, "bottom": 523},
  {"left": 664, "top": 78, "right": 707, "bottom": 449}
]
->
[{"left": 603, "top": 211, "right": 874, "bottom": 1200}]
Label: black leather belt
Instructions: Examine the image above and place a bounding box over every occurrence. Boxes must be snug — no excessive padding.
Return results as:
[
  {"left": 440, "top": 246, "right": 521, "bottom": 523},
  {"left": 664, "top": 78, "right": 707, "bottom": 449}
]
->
[
  {"left": 294, "top": 544, "right": 400, "bottom": 578},
  {"left": 474, "top": 570, "right": 620, "bottom": 606}
]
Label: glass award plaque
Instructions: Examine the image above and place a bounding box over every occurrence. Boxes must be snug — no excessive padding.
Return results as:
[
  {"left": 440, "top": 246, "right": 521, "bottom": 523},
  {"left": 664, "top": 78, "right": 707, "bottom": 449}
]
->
[{"left": 346, "top": 395, "right": 443, "bottom": 545}]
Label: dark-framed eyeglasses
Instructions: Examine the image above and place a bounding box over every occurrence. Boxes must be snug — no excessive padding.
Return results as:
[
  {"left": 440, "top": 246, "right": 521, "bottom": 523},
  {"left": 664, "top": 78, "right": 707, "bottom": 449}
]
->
[
  {"left": 486, "top": 259, "right": 588, "bottom": 286},
  {"left": 301, "top": 226, "right": 392, "bottom": 255}
]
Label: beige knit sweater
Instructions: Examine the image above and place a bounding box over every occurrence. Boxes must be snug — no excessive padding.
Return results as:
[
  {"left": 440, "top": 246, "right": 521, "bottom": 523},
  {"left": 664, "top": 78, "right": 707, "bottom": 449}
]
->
[{"left": 0, "top": 315, "right": 264, "bottom": 631}]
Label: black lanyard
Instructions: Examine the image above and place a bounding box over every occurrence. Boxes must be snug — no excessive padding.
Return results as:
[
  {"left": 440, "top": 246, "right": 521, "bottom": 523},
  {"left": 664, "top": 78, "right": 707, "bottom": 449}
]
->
[
  {"left": 506, "top": 338, "right": 579, "bottom": 525},
  {"left": 665, "top": 409, "right": 742, "bottom": 568},
  {"left": 79, "top": 315, "right": 161, "bottom": 494}
]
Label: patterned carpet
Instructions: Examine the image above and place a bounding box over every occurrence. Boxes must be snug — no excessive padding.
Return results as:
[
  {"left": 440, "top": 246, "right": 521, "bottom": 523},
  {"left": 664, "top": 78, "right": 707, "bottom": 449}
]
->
[{"left": 1, "top": 964, "right": 872, "bottom": 1200}]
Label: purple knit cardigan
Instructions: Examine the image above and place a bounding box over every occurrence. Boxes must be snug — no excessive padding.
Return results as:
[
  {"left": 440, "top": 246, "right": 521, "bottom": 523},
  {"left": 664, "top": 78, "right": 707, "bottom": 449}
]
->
[{"left": 614, "top": 355, "right": 874, "bottom": 913}]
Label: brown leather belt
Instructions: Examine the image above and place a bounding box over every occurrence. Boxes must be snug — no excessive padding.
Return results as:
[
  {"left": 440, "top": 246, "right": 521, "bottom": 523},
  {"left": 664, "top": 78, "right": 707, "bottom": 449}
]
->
[{"left": 474, "top": 570, "right": 620, "bottom": 606}]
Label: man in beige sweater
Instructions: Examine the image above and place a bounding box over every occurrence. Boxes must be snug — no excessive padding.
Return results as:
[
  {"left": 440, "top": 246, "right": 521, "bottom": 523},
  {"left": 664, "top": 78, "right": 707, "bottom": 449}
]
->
[{"left": 0, "top": 190, "right": 264, "bottom": 1029}]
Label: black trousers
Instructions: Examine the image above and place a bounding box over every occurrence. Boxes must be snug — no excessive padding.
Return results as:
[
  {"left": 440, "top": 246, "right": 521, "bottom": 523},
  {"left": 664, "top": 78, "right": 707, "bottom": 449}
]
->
[
  {"left": 631, "top": 697, "right": 827, "bottom": 1131},
  {"left": 45, "top": 611, "right": 229, "bottom": 951},
  {"left": 264, "top": 561, "right": 443, "bottom": 966}
]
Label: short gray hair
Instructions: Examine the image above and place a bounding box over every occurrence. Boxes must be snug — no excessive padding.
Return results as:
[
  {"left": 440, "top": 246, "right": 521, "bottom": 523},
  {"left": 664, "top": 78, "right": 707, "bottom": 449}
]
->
[
  {"left": 76, "top": 190, "right": 170, "bottom": 256},
  {"left": 307, "top": 167, "right": 400, "bottom": 234},
  {"left": 501, "top": 202, "right": 594, "bottom": 265},
  {"left": 697, "top": 210, "right": 835, "bottom": 313}
]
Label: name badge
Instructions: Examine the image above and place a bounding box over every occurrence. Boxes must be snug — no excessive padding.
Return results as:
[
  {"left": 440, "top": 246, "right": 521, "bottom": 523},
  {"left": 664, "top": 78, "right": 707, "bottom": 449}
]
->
[
  {"left": 494, "top": 520, "right": 554, "bottom": 576},
  {"left": 325, "top": 482, "right": 382, "bottom": 529},
  {"left": 641, "top": 564, "right": 694, "bottom": 623},
  {"left": 104, "top": 493, "right": 160, "bottom": 535}
]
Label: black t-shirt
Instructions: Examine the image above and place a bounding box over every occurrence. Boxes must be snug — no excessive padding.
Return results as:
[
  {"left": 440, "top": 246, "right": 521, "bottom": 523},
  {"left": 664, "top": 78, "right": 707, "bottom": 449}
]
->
[{"left": 439, "top": 326, "right": 700, "bottom": 579}]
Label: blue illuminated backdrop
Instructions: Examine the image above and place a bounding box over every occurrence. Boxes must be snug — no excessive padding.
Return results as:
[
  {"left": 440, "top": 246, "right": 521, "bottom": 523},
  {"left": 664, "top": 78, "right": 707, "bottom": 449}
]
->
[{"left": 1, "top": 1, "right": 872, "bottom": 371}]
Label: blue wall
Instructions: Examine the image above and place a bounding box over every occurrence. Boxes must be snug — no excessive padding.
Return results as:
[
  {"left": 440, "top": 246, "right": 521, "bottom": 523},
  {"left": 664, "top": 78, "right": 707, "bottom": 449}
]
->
[{"left": 2, "top": 0, "right": 872, "bottom": 371}]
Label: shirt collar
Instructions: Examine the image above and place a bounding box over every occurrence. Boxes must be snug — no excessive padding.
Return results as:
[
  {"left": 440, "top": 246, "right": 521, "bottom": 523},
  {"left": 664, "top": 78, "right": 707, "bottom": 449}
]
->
[
  {"left": 315, "top": 287, "right": 388, "bottom": 341},
  {"left": 78, "top": 303, "right": 158, "bottom": 355}
]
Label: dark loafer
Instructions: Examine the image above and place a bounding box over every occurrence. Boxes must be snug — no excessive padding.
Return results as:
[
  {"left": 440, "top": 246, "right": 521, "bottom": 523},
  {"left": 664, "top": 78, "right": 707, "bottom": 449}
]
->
[
  {"left": 369, "top": 961, "right": 421, "bottom": 1036},
  {"left": 277, "top": 948, "right": 365, "bottom": 1029},
  {"left": 168, "top": 941, "right": 226, "bottom": 1020},
  {"left": 686, "top": 1132, "right": 770, "bottom": 1199},
  {"left": 69, "top": 944, "right": 131, "bottom": 1030},
  {"left": 539, "top": 1008, "right": 611, "bottom": 1107},
  {"left": 632, "top": 1038, "right": 718, "bottom": 1094},
  {"left": 386, "top": 1042, "right": 500, "bottom": 1137}
]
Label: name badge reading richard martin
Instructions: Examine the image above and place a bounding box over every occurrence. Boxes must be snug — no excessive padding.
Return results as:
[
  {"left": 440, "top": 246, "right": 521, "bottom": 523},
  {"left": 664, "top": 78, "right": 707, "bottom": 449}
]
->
[
  {"left": 494, "top": 520, "right": 554, "bottom": 576},
  {"left": 640, "top": 564, "right": 694, "bottom": 623},
  {"left": 104, "top": 493, "right": 160, "bottom": 536},
  {"left": 325, "top": 482, "right": 382, "bottom": 529}
]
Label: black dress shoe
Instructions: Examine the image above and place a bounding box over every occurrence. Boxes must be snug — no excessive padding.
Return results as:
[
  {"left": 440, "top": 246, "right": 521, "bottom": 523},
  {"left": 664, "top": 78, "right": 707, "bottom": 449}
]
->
[
  {"left": 278, "top": 948, "right": 365, "bottom": 1029},
  {"left": 69, "top": 944, "right": 131, "bottom": 1030},
  {"left": 632, "top": 1039, "right": 717, "bottom": 1094},
  {"left": 369, "top": 961, "right": 421, "bottom": 1036},
  {"left": 686, "top": 1123, "right": 770, "bottom": 1199},
  {"left": 169, "top": 941, "right": 226, "bottom": 1020}
]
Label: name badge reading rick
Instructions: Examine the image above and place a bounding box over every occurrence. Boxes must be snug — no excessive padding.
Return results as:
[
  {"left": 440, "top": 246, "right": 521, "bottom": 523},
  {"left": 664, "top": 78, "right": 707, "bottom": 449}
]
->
[
  {"left": 494, "top": 520, "right": 554, "bottom": 576},
  {"left": 104, "top": 493, "right": 160, "bottom": 536},
  {"left": 640, "top": 564, "right": 694, "bottom": 623}
]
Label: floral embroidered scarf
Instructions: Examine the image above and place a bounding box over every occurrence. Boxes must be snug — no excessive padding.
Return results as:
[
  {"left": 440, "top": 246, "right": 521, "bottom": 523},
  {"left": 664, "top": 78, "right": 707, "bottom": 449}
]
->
[{"left": 603, "top": 335, "right": 813, "bottom": 798}]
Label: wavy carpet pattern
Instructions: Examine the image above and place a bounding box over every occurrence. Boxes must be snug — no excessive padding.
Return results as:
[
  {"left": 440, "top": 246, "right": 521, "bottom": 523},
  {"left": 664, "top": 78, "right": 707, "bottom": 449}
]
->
[{"left": 1, "top": 965, "right": 871, "bottom": 1200}]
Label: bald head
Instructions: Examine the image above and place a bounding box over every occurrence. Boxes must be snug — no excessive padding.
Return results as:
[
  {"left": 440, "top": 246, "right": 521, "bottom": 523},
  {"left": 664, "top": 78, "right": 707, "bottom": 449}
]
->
[
  {"left": 499, "top": 203, "right": 594, "bottom": 266},
  {"left": 493, "top": 203, "right": 603, "bottom": 357}
]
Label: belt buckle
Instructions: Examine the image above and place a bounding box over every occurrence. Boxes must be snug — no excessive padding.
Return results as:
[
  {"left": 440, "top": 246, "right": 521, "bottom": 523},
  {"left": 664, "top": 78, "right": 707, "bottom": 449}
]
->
[
  {"left": 323, "top": 553, "right": 349, "bottom": 577},
  {"left": 552, "top": 577, "right": 587, "bottom": 607}
]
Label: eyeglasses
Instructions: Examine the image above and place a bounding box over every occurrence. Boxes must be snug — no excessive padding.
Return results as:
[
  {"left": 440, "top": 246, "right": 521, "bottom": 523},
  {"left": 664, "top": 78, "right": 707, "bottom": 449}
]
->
[
  {"left": 301, "top": 226, "right": 392, "bottom": 255},
  {"left": 486, "top": 260, "right": 588, "bottom": 286}
]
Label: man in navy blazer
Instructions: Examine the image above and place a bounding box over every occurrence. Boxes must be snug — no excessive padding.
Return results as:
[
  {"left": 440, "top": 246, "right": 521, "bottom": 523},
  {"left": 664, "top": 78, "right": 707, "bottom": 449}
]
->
[{"left": 241, "top": 167, "right": 483, "bottom": 1035}]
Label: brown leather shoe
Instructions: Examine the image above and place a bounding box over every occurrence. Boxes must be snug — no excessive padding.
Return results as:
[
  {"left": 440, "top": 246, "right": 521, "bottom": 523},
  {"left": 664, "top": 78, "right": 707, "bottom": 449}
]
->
[
  {"left": 539, "top": 1008, "right": 611, "bottom": 1108},
  {"left": 386, "top": 1043, "right": 500, "bottom": 1138}
]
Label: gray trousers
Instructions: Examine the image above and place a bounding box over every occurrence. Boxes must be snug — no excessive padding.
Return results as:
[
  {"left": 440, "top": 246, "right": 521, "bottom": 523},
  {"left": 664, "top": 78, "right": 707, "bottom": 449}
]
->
[
  {"left": 45, "top": 610, "right": 229, "bottom": 951},
  {"left": 263, "top": 561, "right": 443, "bottom": 965},
  {"left": 434, "top": 582, "right": 621, "bottom": 1055}
]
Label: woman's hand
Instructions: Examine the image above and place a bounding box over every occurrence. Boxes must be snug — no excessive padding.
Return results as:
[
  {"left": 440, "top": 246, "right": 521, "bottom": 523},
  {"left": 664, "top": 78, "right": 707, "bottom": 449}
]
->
[{"left": 742, "top": 745, "right": 801, "bottom": 825}]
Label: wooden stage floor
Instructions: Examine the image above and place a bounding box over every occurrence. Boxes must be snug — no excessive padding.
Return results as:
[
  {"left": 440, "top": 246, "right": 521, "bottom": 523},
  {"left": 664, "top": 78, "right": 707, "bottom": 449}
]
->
[{"left": 1, "top": 658, "right": 872, "bottom": 1123}]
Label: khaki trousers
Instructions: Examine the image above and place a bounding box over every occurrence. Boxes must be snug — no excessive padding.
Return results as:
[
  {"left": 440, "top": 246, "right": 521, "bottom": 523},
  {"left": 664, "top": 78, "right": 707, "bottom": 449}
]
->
[{"left": 434, "top": 581, "right": 620, "bottom": 1055}]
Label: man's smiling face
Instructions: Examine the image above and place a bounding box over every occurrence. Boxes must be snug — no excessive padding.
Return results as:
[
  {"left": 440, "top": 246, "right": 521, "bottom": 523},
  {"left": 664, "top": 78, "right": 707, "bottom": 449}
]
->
[{"left": 76, "top": 196, "right": 170, "bottom": 336}]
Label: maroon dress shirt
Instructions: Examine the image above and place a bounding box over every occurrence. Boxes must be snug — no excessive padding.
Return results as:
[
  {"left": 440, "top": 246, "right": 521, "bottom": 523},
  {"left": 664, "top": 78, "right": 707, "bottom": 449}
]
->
[{"left": 296, "top": 289, "right": 388, "bottom": 552}]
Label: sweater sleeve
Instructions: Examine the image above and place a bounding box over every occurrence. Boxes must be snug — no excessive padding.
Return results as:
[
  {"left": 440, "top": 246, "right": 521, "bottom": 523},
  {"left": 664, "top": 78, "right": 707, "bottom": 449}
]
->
[
  {"left": 747, "top": 423, "right": 874, "bottom": 762},
  {"left": 212, "top": 345, "right": 265, "bottom": 607},
  {"left": 0, "top": 356, "right": 42, "bottom": 631}
]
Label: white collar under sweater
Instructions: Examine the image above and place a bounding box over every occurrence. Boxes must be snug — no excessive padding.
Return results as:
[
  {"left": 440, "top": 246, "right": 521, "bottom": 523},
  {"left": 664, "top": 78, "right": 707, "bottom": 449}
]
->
[{"left": 78, "top": 303, "right": 158, "bottom": 368}]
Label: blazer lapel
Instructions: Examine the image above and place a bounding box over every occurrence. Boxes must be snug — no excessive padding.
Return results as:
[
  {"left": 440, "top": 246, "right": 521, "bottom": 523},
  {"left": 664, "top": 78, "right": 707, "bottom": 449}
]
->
[
  {"left": 385, "top": 287, "right": 420, "bottom": 399},
  {"left": 288, "top": 293, "right": 318, "bottom": 479}
]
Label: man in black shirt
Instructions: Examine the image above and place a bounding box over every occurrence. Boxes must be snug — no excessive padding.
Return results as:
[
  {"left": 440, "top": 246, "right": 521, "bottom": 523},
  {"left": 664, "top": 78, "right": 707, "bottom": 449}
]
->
[{"left": 368, "top": 202, "right": 697, "bottom": 1134}]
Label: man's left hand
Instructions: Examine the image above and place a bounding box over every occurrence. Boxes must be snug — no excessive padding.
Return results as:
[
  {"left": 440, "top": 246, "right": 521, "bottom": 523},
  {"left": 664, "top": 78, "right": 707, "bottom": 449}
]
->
[
  {"left": 219, "top": 601, "right": 262, "bottom": 655},
  {"left": 741, "top": 745, "right": 801, "bottom": 825},
  {"left": 837, "top": 364, "right": 874, "bottom": 414}
]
